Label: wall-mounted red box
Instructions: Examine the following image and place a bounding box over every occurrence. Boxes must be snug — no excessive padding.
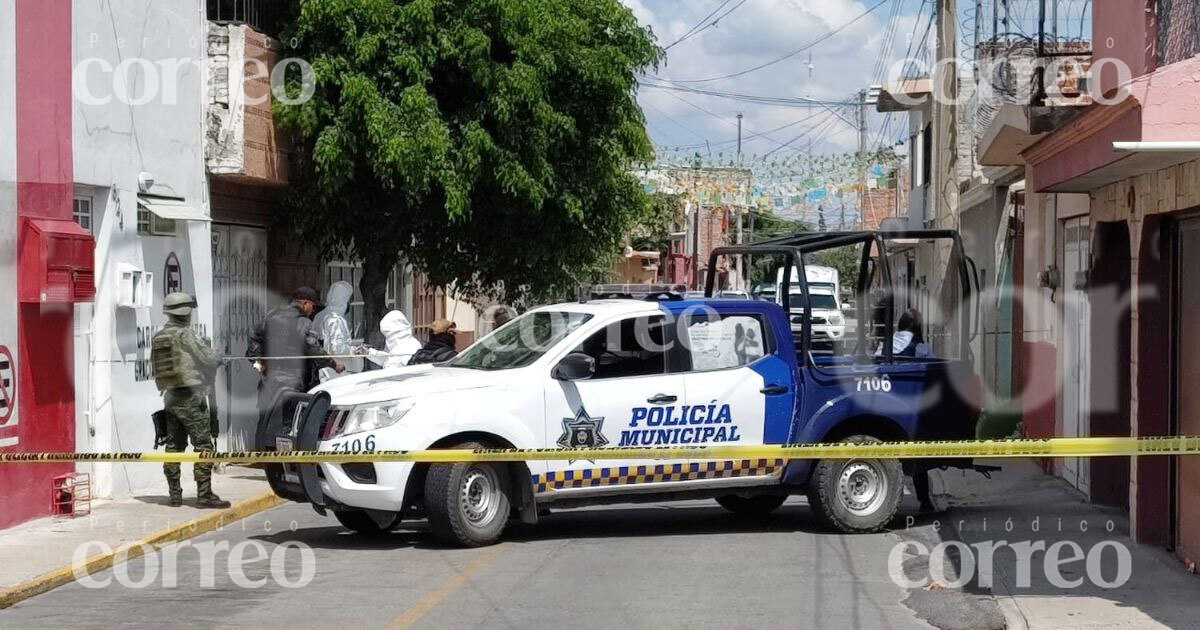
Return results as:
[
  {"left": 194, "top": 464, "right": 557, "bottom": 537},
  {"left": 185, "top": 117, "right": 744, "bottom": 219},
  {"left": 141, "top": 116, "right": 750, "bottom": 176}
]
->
[{"left": 18, "top": 217, "right": 96, "bottom": 303}]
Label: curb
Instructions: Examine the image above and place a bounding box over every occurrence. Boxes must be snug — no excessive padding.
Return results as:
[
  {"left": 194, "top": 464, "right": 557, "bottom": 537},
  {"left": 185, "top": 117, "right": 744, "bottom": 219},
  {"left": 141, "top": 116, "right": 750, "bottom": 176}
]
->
[
  {"left": 928, "top": 468, "right": 1029, "bottom": 630},
  {"left": 0, "top": 492, "right": 286, "bottom": 609}
]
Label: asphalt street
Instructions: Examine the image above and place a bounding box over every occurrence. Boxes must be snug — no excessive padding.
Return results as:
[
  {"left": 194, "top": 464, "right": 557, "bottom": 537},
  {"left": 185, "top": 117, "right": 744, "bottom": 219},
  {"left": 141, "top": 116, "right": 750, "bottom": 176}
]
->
[{"left": 0, "top": 498, "right": 973, "bottom": 630}]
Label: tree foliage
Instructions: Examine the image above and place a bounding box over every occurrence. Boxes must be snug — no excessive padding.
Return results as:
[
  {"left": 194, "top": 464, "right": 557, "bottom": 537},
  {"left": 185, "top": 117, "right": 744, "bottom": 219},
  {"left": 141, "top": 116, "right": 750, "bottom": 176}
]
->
[
  {"left": 629, "top": 192, "right": 683, "bottom": 254},
  {"left": 746, "top": 209, "right": 809, "bottom": 288},
  {"left": 275, "top": 0, "right": 662, "bottom": 330}
]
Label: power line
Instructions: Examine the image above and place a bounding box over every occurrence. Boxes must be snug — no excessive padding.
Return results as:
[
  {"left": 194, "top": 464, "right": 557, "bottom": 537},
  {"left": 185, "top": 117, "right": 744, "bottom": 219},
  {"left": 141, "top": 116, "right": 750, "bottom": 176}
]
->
[
  {"left": 660, "top": 108, "right": 841, "bottom": 151},
  {"left": 870, "top": 0, "right": 931, "bottom": 151},
  {"left": 642, "top": 99, "right": 710, "bottom": 144},
  {"left": 672, "top": 0, "right": 751, "bottom": 48},
  {"left": 662, "top": 0, "right": 735, "bottom": 50},
  {"left": 654, "top": 0, "right": 891, "bottom": 84},
  {"left": 639, "top": 79, "right": 856, "bottom": 108},
  {"left": 763, "top": 110, "right": 840, "bottom": 157},
  {"left": 659, "top": 89, "right": 851, "bottom": 155}
]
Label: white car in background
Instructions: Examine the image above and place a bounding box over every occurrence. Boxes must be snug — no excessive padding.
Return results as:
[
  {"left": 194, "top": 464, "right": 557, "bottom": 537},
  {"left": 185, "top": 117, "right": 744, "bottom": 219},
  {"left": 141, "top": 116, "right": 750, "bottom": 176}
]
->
[{"left": 775, "top": 266, "right": 847, "bottom": 348}]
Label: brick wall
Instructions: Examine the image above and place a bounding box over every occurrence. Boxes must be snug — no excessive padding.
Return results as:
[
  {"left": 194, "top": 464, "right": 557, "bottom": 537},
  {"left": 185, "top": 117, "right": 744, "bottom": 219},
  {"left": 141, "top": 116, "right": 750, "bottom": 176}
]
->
[
  {"left": 206, "top": 23, "right": 291, "bottom": 186},
  {"left": 862, "top": 188, "right": 898, "bottom": 230}
]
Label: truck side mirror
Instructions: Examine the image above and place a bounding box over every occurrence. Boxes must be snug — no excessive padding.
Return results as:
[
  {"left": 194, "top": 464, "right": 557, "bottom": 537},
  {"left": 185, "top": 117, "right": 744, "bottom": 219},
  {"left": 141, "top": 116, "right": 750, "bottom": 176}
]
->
[{"left": 552, "top": 352, "right": 595, "bottom": 381}]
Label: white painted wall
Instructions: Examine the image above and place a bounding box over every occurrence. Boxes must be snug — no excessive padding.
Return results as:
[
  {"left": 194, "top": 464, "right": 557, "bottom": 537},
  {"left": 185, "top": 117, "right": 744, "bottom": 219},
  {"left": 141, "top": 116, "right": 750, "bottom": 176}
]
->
[
  {"left": 0, "top": 0, "right": 17, "bottom": 448},
  {"left": 72, "top": 0, "right": 213, "bottom": 498}
]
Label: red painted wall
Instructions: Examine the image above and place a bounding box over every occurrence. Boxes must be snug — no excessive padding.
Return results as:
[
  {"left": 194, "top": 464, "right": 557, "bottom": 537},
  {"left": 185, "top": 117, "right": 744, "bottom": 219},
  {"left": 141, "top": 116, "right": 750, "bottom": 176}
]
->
[
  {"left": 1092, "top": 0, "right": 1157, "bottom": 97},
  {"left": 2, "top": 0, "right": 75, "bottom": 529},
  {"left": 1027, "top": 106, "right": 1142, "bottom": 193}
]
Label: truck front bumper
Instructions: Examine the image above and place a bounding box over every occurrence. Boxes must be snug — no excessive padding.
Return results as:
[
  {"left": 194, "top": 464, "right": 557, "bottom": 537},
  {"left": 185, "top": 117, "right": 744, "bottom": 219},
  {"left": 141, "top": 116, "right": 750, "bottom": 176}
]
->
[{"left": 263, "top": 391, "right": 412, "bottom": 515}]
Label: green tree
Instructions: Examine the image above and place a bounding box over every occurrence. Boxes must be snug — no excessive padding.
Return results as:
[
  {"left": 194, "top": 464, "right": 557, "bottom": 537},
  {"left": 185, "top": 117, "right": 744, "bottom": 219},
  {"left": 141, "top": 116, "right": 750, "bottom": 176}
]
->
[
  {"left": 629, "top": 192, "right": 683, "bottom": 255},
  {"left": 746, "top": 209, "right": 809, "bottom": 288},
  {"left": 275, "top": 0, "right": 662, "bottom": 334}
]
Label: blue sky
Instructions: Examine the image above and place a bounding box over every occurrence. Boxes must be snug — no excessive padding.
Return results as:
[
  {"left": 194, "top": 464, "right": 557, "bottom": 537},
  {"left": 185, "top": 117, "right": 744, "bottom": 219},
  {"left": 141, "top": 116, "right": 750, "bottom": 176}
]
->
[
  {"left": 624, "top": 0, "right": 1093, "bottom": 162},
  {"left": 625, "top": 0, "right": 931, "bottom": 160}
]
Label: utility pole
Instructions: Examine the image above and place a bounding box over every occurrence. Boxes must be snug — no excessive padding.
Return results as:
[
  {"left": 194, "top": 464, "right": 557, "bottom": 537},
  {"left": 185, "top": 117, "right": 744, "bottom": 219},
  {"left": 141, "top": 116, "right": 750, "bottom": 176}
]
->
[
  {"left": 974, "top": 0, "right": 983, "bottom": 69},
  {"left": 691, "top": 153, "right": 701, "bottom": 290},
  {"left": 735, "top": 112, "right": 744, "bottom": 289},
  {"left": 992, "top": 0, "right": 999, "bottom": 43},
  {"left": 806, "top": 51, "right": 814, "bottom": 162},
  {"left": 857, "top": 88, "right": 868, "bottom": 229},
  {"left": 1001, "top": 0, "right": 1009, "bottom": 39},
  {"left": 933, "top": 0, "right": 959, "bottom": 229},
  {"left": 736, "top": 112, "right": 743, "bottom": 158}
]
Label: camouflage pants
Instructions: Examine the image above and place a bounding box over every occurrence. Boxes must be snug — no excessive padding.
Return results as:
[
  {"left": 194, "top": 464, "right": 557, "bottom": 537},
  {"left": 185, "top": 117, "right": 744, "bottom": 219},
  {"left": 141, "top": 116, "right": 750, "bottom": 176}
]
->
[{"left": 162, "top": 388, "right": 215, "bottom": 496}]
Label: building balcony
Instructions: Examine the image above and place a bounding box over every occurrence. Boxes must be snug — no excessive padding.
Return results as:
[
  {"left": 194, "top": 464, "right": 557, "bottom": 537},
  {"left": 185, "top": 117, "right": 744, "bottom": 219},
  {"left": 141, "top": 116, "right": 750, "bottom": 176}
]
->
[
  {"left": 1023, "top": 55, "right": 1200, "bottom": 193},
  {"left": 205, "top": 22, "right": 291, "bottom": 187},
  {"left": 971, "top": 38, "right": 1092, "bottom": 168}
]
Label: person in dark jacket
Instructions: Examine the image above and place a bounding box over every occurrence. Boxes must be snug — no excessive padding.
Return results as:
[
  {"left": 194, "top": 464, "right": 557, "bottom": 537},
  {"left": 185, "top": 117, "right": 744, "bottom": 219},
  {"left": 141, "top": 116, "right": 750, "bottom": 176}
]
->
[
  {"left": 247, "top": 287, "right": 342, "bottom": 435},
  {"left": 408, "top": 318, "right": 459, "bottom": 365}
]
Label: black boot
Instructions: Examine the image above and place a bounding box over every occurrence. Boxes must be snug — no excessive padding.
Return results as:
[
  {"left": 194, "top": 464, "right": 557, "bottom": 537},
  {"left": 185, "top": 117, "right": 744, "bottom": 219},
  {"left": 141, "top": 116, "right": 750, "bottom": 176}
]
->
[
  {"left": 195, "top": 493, "right": 232, "bottom": 509},
  {"left": 167, "top": 481, "right": 183, "bottom": 507}
]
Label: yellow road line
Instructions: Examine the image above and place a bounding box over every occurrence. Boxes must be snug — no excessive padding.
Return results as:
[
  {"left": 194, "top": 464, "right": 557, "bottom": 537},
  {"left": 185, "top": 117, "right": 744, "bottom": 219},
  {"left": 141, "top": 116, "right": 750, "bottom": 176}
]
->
[
  {"left": 0, "top": 492, "right": 285, "bottom": 609},
  {"left": 388, "top": 545, "right": 507, "bottom": 630}
]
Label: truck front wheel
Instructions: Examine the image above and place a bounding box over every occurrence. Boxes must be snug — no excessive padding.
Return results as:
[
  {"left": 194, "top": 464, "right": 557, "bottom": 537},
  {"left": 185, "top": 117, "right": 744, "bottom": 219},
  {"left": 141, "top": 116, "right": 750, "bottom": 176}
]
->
[
  {"left": 425, "top": 442, "right": 512, "bottom": 547},
  {"left": 807, "top": 435, "right": 902, "bottom": 533},
  {"left": 716, "top": 494, "right": 787, "bottom": 516}
]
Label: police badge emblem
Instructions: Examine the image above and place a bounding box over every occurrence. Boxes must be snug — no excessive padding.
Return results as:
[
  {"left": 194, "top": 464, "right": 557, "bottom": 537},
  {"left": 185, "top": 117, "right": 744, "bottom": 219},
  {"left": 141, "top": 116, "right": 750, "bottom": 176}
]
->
[{"left": 557, "top": 408, "right": 609, "bottom": 456}]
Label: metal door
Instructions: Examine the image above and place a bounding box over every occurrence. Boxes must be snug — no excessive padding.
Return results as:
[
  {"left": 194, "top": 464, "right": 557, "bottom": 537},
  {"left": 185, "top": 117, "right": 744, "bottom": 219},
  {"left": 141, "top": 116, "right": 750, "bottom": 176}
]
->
[
  {"left": 212, "top": 224, "right": 269, "bottom": 451},
  {"left": 1176, "top": 218, "right": 1200, "bottom": 564},
  {"left": 1061, "top": 217, "right": 1090, "bottom": 495}
]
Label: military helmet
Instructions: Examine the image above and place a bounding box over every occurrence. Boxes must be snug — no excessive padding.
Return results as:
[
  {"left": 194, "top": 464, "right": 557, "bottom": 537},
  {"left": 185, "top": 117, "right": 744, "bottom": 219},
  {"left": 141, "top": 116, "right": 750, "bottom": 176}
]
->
[{"left": 163, "top": 292, "right": 197, "bottom": 316}]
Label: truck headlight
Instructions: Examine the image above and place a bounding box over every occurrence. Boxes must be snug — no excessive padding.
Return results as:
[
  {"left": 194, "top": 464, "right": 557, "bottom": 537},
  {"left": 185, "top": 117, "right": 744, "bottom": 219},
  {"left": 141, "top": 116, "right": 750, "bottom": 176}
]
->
[
  {"left": 830, "top": 314, "right": 844, "bottom": 325},
  {"left": 342, "top": 400, "right": 415, "bottom": 436}
]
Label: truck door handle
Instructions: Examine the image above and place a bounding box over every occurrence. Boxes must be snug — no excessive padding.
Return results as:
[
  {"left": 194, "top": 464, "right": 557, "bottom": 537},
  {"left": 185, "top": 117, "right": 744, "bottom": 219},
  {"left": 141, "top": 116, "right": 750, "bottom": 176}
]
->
[
  {"left": 646, "top": 394, "right": 677, "bottom": 404},
  {"left": 760, "top": 385, "right": 789, "bottom": 395}
]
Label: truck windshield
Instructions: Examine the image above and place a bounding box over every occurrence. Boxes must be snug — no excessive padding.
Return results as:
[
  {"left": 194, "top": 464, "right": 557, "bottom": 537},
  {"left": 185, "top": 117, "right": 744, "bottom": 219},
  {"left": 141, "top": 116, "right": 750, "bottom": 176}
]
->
[
  {"left": 787, "top": 291, "right": 839, "bottom": 310},
  {"left": 450, "top": 311, "right": 592, "bottom": 370},
  {"left": 808, "top": 294, "right": 839, "bottom": 310}
]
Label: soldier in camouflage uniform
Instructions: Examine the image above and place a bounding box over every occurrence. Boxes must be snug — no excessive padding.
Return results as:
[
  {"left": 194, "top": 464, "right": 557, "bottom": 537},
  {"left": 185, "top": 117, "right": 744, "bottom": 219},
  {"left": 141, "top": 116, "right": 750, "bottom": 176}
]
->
[{"left": 151, "top": 293, "right": 231, "bottom": 508}]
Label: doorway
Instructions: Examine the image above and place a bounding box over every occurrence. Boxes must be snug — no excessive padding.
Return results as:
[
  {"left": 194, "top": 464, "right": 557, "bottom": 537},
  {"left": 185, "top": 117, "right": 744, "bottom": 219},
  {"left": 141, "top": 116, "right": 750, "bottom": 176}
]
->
[
  {"left": 1061, "top": 216, "right": 1090, "bottom": 494},
  {"left": 1088, "top": 221, "right": 1131, "bottom": 510},
  {"left": 1175, "top": 216, "right": 1200, "bottom": 565},
  {"left": 212, "top": 224, "right": 269, "bottom": 451}
]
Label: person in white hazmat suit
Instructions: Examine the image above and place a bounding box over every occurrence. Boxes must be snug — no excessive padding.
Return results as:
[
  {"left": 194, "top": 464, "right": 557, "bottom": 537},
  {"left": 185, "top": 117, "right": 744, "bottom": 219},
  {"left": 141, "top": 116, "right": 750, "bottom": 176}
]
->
[
  {"left": 313, "top": 281, "right": 357, "bottom": 380},
  {"left": 364, "top": 310, "right": 423, "bottom": 368}
]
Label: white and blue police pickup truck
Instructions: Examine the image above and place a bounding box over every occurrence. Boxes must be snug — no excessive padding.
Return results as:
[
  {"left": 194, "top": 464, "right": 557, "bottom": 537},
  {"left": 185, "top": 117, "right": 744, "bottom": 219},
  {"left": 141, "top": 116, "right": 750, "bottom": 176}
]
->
[{"left": 263, "top": 230, "right": 981, "bottom": 547}]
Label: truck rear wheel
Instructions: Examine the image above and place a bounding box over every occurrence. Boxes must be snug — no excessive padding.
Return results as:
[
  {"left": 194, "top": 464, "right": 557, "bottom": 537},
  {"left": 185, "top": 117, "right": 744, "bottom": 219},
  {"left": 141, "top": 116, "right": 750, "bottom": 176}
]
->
[
  {"left": 424, "top": 442, "right": 512, "bottom": 547},
  {"left": 807, "top": 435, "right": 902, "bottom": 533},
  {"left": 334, "top": 509, "right": 399, "bottom": 534},
  {"left": 716, "top": 494, "right": 787, "bottom": 516}
]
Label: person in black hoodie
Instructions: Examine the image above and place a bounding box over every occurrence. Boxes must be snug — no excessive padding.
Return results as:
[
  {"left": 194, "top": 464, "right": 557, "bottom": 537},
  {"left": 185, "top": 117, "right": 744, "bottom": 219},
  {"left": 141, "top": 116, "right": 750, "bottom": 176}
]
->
[
  {"left": 409, "top": 318, "right": 459, "bottom": 364},
  {"left": 248, "top": 287, "right": 342, "bottom": 435}
]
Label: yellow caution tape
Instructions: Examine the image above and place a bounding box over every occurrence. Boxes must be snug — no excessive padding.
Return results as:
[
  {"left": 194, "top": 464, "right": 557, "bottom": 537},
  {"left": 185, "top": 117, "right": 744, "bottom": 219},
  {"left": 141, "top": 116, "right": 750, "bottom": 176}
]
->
[{"left": 2, "top": 436, "right": 1200, "bottom": 464}]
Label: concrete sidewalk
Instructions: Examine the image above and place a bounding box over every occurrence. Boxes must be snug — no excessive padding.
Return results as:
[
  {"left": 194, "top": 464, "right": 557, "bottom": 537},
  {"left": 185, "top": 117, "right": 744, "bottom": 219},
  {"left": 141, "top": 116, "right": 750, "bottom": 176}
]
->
[
  {"left": 930, "top": 459, "right": 1200, "bottom": 629},
  {"left": 0, "top": 465, "right": 276, "bottom": 594}
]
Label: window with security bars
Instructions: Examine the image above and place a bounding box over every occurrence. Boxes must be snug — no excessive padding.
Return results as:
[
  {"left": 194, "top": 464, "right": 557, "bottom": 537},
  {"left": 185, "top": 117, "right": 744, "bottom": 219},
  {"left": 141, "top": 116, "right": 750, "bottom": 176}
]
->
[{"left": 73, "top": 197, "right": 92, "bottom": 233}]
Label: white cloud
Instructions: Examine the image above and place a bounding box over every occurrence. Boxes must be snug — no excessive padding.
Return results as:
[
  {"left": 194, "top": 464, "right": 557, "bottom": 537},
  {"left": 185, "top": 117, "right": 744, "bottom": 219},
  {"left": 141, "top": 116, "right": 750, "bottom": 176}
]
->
[{"left": 623, "top": 0, "right": 927, "bottom": 158}]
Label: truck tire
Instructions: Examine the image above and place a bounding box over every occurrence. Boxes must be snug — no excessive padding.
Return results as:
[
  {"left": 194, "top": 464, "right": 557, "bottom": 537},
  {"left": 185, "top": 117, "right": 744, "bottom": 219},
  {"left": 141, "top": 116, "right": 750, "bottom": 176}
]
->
[
  {"left": 425, "top": 442, "right": 512, "bottom": 547},
  {"left": 716, "top": 494, "right": 787, "bottom": 516},
  {"left": 334, "top": 509, "right": 399, "bottom": 534},
  {"left": 807, "top": 435, "right": 902, "bottom": 533}
]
